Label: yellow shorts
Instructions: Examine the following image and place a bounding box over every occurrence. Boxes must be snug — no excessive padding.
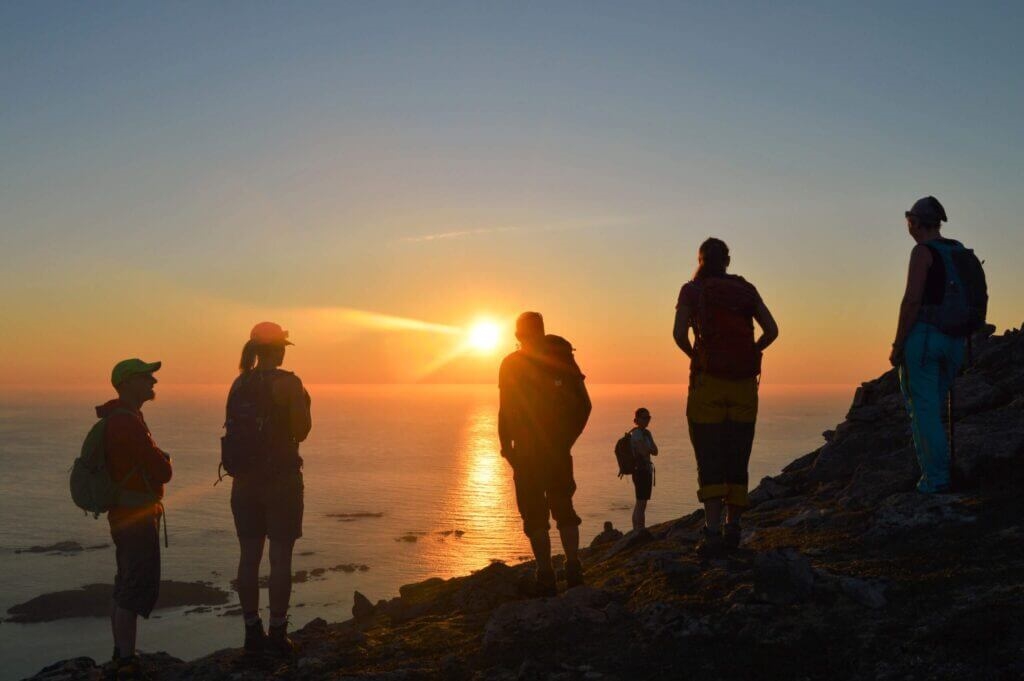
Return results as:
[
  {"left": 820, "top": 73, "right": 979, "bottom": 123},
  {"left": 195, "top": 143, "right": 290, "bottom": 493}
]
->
[{"left": 686, "top": 374, "right": 758, "bottom": 506}]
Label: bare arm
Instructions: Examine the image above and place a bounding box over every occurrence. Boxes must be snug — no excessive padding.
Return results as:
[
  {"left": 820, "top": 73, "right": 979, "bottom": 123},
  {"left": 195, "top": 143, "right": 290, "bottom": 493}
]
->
[
  {"left": 497, "top": 361, "right": 513, "bottom": 457},
  {"left": 673, "top": 304, "right": 694, "bottom": 357},
  {"left": 891, "top": 244, "right": 933, "bottom": 365},
  {"left": 753, "top": 300, "right": 779, "bottom": 352}
]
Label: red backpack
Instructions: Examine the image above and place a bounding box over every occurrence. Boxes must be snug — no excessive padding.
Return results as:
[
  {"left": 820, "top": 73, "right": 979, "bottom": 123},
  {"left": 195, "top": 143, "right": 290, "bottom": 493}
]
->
[{"left": 693, "top": 275, "right": 762, "bottom": 379}]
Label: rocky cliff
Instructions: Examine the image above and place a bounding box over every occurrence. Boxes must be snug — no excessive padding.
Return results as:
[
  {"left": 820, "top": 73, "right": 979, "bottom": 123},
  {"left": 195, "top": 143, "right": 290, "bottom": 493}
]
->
[{"left": 30, "top": 326, "right": 1024, "bottom": 681}]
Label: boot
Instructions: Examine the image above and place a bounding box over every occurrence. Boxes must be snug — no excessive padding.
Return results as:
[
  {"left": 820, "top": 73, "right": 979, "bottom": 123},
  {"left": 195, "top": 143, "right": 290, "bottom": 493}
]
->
[
  {"left": 533, "top": 569, "right": 557, "bottom": 598},
  {"left": 243, "top": 619, "right": 267, "bottom": 654},
  {"left": 267, "top": 621, "right": 297, "bottom": 657},
  {"left": 723, "top": 523, "right": 742, "bottom": 551},
  {"left": 564, "top": 558, "right": 585, "bottom": 588},
  {"left": 696, "top": 526, "right": 725, "bottom": 560}
]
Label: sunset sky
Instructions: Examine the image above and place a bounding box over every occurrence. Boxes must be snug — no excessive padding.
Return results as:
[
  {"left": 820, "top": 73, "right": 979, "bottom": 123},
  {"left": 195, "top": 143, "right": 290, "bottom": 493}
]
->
[{"left": 3, "top": 2, "right": 1022, "bottom": 387}]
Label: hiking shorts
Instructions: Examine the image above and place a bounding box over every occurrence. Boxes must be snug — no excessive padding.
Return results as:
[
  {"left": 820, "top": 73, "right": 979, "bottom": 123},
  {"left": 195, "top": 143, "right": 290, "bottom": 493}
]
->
[
  {"left": 687, "top": 373, "right": 758, "bottom": 507},
  {"left": 512, "top": 453, "right": 581, "bottom": 536},
  {"left": 111, "top": 513, "right": 161, "bottom": 618},
  {"left": 231, "top": 469, "right": 304, "bottom": 542},
  {"left": 632, "top": 465, "right": 653, "bottom": 501}
]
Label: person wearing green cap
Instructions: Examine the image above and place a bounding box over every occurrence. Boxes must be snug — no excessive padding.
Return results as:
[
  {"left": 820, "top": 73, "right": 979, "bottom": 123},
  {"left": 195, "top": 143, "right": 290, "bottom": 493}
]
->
[{"left": 97, "top": 358, "right": 172, "bottom": 680}]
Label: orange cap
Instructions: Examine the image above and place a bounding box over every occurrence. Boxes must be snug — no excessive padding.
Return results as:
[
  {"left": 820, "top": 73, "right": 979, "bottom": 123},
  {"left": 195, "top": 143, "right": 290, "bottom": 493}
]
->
[{"left": 250, "top": 321, "right": 293, "bottom": 346}]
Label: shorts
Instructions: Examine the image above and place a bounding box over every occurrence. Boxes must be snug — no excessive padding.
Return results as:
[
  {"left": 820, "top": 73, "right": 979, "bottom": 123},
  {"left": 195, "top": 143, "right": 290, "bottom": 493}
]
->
[
  {"left": 231, "top": 469, "right": 304, "bottom": 542},
  {"left": 687, "top": 373, "right": 758, "bottom": 507},
  {"left": 111, "top": 513, "right": 161, "bottom": 618},
  {"left": 512, "top": 453, "right": 582, "bottom": 536},
  {"left": 632, "top": 465, "right": 653, "bottom": 501}
]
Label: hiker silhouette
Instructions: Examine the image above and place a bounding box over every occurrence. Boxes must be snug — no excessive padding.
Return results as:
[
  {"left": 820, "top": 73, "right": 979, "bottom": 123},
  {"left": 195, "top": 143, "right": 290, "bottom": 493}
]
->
[
  {"left": 674, "top": 237, "right": 779, "bottom": 558},
  {"left": 498, "top": 312, "right": 592, "bottom": 595},
  {"left": 223, "top": 321, "right": 312, "bottom": 656}
]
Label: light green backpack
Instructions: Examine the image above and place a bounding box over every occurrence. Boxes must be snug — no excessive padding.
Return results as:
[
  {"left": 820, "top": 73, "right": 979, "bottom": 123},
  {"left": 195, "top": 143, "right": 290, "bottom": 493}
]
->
[{"left": 69, "top": 409, "right": 159, "bottom": 517}]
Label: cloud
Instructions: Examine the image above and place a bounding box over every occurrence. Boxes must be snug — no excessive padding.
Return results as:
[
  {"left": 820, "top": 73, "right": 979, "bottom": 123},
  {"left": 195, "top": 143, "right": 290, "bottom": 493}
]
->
[{"left": 395, "top": 227, "right": 517, "bottom": 244}]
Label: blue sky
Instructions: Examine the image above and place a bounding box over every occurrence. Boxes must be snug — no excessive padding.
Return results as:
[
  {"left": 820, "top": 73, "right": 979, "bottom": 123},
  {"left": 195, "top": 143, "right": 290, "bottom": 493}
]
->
[{"left": 2, "top": 2, "right": 1022, "bottom": 384}]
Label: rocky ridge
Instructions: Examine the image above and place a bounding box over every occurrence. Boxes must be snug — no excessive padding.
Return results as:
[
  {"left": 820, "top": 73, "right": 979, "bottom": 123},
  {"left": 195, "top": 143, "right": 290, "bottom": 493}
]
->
[{"left": 28, "top": 326, "right": 1024, "bottom": 680}]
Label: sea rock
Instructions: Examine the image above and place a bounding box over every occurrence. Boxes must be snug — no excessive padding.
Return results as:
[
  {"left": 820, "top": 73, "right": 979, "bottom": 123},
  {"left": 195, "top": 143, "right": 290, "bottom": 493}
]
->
[
  {"left": 352, "top": 590, "right": 375, "bottom": 620},
  {"left": 7, "top": 581, "right": 229, "bottom": 623},
  {"left": 589, "top": 521, "right": 623, "bottom": 547}
]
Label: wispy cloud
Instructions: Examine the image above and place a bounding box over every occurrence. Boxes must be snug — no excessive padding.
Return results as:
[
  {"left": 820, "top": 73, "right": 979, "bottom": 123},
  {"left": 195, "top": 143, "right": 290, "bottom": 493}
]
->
[{"left": 395, "top": 227, "right": 518, "bottom": 244}]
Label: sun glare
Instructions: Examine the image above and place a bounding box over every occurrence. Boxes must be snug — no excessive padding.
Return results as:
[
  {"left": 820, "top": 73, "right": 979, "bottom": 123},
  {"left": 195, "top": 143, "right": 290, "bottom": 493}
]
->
[{"left": 466, "top": 320, "right": 502, "bottom": 354}]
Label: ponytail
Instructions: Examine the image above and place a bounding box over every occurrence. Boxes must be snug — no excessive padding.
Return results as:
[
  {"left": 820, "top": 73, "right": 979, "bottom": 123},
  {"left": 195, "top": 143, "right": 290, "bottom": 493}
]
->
[
  {"left": 239, "top": 340, "right": 259, "bottom": 374},
  {"left": 695, "top": 237, "right": 729, "bottom": 280}
]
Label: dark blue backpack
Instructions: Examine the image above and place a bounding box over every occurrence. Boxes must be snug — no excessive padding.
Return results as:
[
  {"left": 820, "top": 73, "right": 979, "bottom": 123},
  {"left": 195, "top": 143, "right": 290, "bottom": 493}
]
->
[
  {"left": 920, "top": 240, "right": 988, "bottom": 338},
  {"left": 220, "top": 372, "right": 275, "bottom": 478}
]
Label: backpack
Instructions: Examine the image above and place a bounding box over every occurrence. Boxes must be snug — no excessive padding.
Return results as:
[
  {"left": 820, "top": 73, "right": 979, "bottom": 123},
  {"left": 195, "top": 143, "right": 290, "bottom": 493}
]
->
[
  {"left": 921, "top": 241, "right": 988, "bottom": 338},
  {"left": 70, "top": 409, "right": 158, "bottom": 517},
  {"left": 534, "top": 335, "right": 592, "bottom": 449},
  {"left": 221, "top": 372, "right": 276, "bottom": 478},
  {"left": 693, "top": 276, "right": 762, "bottom": 379},
  {"left": 614, "top": 432, "right": 636, "bottom": 477}
]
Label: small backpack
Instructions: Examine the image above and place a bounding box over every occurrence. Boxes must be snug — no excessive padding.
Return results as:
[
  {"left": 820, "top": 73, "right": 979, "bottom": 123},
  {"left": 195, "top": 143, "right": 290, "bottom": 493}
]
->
[
  {"left": 693, "top": 276, "right": 762, "bottom": 379},
  {"left": 70, "top": 410, "right": 157, "bottom": 517},
  {"left": 221, "top": 372, "right": 276, "bottom": 478},
  {"left": 921, "top": 241, "right": 988, "bottom": 337},
  {"left": 536, "top": 335, "right": 592, "bottom": 449},
  {"left": 614, "top": 432, "right": 636, "bottom": 477}
]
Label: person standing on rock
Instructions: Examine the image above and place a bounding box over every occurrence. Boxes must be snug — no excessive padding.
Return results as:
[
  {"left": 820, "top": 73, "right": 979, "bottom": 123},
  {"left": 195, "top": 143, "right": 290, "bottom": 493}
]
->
[
  {"left": 890, "top": 196, "right": 985, "bottom": 493},
  {"left": 499, "top": 312, "right": 592, "bottom": 595},
  {"left": 629, "top": 407, "right": 658, "bottom": 531},
  {"left": 223, "top": 322, "right": 311, "bottom": 655},
  {"left": 100, "top": 359, "right": 173, "bottom": 680},
  {"left": 674, "top": 238, "right": 779, "bottom": 558}
]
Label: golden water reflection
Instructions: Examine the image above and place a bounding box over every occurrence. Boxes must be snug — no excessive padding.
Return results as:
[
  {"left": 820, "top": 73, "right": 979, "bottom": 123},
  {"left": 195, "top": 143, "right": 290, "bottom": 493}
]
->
[{"left": 431, "top": 403, "right": 528, "bottom": 576}]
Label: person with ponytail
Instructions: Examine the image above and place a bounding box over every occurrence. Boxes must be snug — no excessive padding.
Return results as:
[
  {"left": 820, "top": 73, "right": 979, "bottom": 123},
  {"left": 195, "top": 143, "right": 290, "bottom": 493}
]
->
[
  {"left": 673, "top": 238, "right": 778, "bottom": 559},
  {"left": 224, "top": 322, "right": 311, "bottom": 656}
]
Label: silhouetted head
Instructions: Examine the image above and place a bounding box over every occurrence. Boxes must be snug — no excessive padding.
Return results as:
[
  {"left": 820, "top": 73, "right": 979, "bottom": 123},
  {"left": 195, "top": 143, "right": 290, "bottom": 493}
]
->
[
  {"left": 240, "top": 321, "right": 292, "bottom": 373},
  {"left": 603, "top": 521, "right": 614, "bottom": 532},
  {"left": 634, "top": 407, "right": 651, "bottom": 428},
  {"left": 695, "top": 237, "right": 730, "bottom": 280},
  {"left": 111, "top": 358, "right": 160, "bottom": 408},
  {"left": 515, "top": 311, "right": 545, "bottom": 350},
  {"left": 905, "top": 196, "right": 946, "bottom": 243}
]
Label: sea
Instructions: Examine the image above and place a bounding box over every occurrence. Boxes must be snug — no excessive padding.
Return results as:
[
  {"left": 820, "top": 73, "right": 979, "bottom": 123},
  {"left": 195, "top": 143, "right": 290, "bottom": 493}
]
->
[{"left": 0, "top": 383, "right": 851, "bottom": 680}]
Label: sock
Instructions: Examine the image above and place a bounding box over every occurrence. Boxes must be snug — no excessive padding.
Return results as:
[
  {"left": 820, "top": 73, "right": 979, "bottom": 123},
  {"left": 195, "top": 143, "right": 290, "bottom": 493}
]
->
[
  {"left": 243, "top": 612, "right": 261, "bottom": 627},
  {"left": 269, "top": 614, "right": 287, "bottom": 628}
]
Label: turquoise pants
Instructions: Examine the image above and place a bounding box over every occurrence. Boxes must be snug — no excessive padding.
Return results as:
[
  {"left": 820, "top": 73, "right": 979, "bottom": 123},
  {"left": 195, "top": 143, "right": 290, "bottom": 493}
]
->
[{"left": 898, "top": 323, "right": 965, "bottom": 493}]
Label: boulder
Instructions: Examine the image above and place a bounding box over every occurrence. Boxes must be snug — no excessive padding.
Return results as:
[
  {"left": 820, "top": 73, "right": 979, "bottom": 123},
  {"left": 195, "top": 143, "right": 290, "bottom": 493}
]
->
[
  {"left": 753, "top": 549, "right": 816, "bottom": 605},
  {"left": 352, "top": 590, "right": 374, "bottom": 620}
]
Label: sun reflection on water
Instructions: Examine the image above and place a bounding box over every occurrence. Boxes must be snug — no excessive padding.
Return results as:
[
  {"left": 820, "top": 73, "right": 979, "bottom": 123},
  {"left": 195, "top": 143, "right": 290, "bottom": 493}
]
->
[{"left": 429, "top": 403, "right": 528, "bottom": 576}]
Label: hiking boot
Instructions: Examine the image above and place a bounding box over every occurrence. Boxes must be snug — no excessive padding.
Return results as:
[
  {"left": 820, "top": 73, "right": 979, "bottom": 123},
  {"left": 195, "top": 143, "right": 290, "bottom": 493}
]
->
[
  {"left": 243, "top": 619, "right": 267, "bottom": 654},
  {"left": 696, "top": 526, "right": 725, "bottom": 560},
  {"left": 722, "top": 523, "right": 742, "bottom": 551},
  {"left": 533, "top": 569, "right": 557, "bottom": 598},
  {"left": 112, "top": 656, "right": 150, "bottom": 681},
  {"left": 266, "top": 622, "right": 297, "bottom": 657},
  {"left": 564, "top": 559, "right": 585, "bottom": 588}
]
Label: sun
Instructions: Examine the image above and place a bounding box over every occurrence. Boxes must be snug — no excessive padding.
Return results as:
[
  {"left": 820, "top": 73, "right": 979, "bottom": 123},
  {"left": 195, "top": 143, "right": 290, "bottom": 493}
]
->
[{"left": 466, "top": 320, "right": 502, "bottom": 354}]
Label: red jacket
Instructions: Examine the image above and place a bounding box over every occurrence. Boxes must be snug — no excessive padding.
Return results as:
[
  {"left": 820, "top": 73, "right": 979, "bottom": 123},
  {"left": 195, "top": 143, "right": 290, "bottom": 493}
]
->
[{"left": 96, "top": 399, "right": 172, "bottom": 528}]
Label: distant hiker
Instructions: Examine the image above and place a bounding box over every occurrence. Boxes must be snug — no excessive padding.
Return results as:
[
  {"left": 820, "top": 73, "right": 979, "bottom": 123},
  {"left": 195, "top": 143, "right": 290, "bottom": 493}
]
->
[
  {"left": 674, "top": 238, "right": 778, "bottom": 558},
  {"left": 223, "top": 322, "right": 311, "bottom": 655},
  {"left": 91, "top": 359, "right": 171, "bottom": 680},
  {"left": 891, "top": 197, "right": 987, "bottom": 493},
  {"left": 629, "top": 407, "right": 658, "bottom": 531},
  {"left": 499, "top": 312, "right": 592, "bottom": 595}
]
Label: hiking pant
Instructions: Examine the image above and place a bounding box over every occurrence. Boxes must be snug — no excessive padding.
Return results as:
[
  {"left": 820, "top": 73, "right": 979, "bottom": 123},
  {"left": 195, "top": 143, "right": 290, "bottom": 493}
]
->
[
  {"left": 687, "top": 373, "right": 758, "bottom": 507},
  {"left": 511, "top": 452, "right": 581, "bottom": 536},
  {"left": 899, "top": 322, "right": 965, "bottom": 493}
]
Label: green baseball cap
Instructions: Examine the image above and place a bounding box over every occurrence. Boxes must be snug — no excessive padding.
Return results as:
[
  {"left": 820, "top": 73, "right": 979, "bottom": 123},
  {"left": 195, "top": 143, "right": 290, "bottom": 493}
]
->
[{"left": 111, "top": 358, "right": 161, "bottom": 388}]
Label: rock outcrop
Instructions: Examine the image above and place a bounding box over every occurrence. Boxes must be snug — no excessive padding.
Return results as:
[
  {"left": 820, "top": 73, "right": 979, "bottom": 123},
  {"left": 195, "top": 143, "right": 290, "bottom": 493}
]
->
[{"left": 26, "top": 326, "right": 1024, "bottom": 680}]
